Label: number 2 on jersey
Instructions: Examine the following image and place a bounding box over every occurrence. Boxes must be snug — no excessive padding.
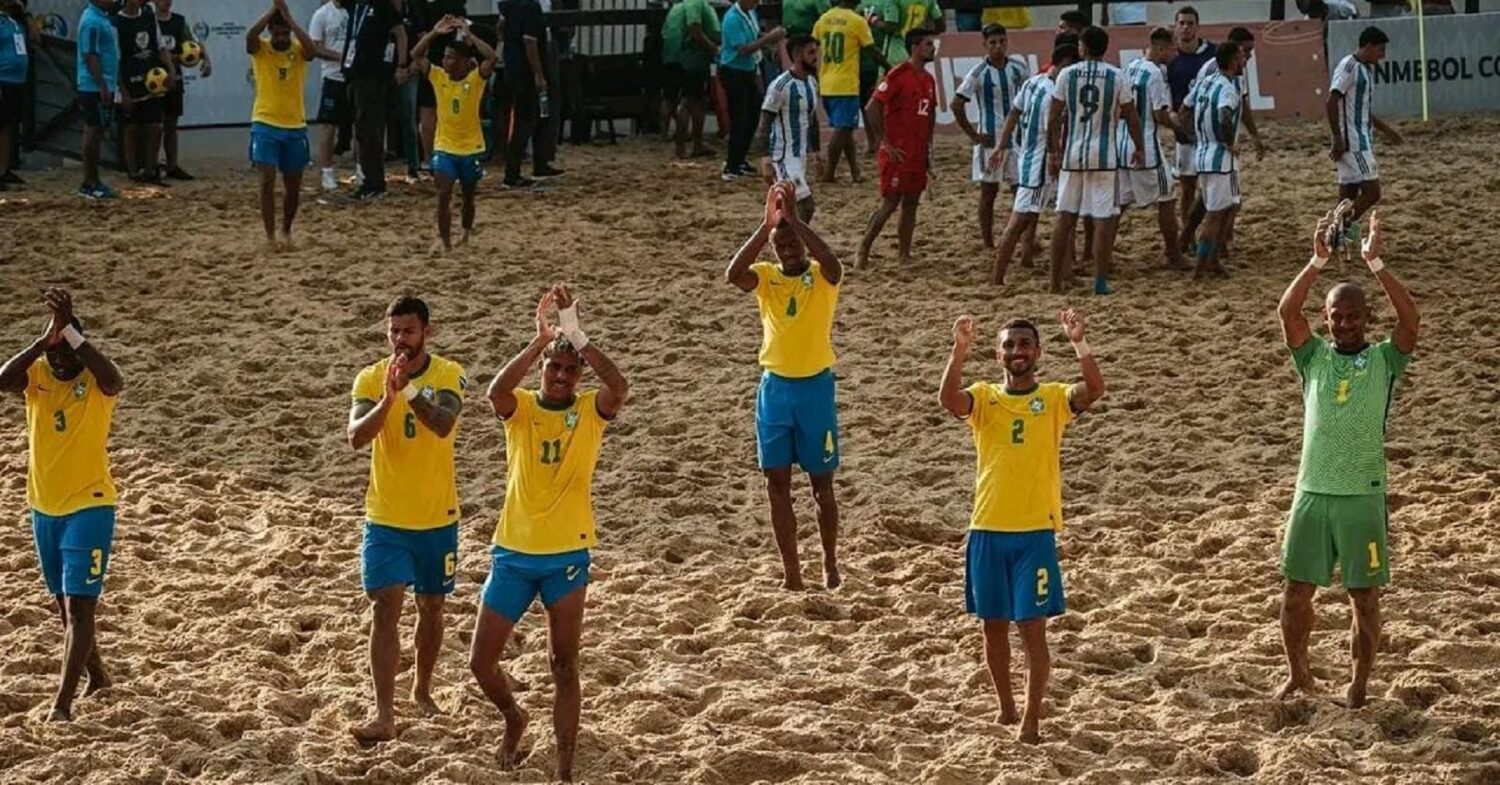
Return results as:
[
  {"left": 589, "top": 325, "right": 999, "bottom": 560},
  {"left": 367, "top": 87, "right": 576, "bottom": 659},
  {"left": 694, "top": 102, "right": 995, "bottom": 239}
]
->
[
  {"left": 540, "top": 438, "right": 564, "bottom": 465},
  {"left": 1010, "top": 418, "right": 1025, "bottom": 444}
]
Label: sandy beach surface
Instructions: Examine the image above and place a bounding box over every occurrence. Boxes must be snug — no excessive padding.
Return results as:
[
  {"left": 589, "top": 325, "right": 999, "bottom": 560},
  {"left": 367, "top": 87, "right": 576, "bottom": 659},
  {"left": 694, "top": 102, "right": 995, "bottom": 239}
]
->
[{"left": 0, "top": 115, "right": 1496, "bottom": 784}]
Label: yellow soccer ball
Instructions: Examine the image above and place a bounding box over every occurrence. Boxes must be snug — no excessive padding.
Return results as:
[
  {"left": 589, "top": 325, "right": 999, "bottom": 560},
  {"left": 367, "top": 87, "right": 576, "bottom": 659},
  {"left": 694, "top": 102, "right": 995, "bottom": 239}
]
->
[
  {"left": 145, "top": 67, "right": 171, "bottom": 96},
  {"left": 177, "top": 40, "right": 203, "bottom": 68}
]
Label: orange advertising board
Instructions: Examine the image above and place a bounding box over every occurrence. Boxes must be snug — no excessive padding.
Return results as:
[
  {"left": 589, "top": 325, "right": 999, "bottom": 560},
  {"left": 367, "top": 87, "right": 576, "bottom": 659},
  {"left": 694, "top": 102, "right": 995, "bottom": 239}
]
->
[{"left": 931, "top": 21, "right": 1329, "bottom": 133}]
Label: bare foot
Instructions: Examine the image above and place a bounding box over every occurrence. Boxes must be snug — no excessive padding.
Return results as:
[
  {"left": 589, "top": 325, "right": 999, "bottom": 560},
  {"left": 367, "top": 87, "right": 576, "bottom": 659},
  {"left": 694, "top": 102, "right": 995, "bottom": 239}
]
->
[
  {"left": 1166, "top": 253, "right": 1192, "bottom": 271},
  {"left": 458, "top": 229, "right": 472, "bottom": 247},
  {"left": 501, "top": 707, "right": 531, "bottom": 769},
  {"left": 850, "top": 173, "right": 864, "bottom": 184},
  {"left": 824, "top": 562, "right": 842, "bottom": 590},
  {"left": 412, "top": 690, "right": 442, "bottom": 716},
  {"left": 350, "top": 716, "right": 397, "bottom": 744},
  {"left": 84, "top": 670, "right": 112, "bottom": 697},
  {"left": 46, "top": 705, "right": 71, "bottom": 723},
  {"left": 855, "top": 248, "right": 870, "bottom": 269},
  {"left": 279, "top": 232, "right": 296, "bottom": 251},
  {"left": 263, "top": 236, "right": 279, "bottom": 253},
  {"left": 1018, "top": 721, "right": 1041, "bottom": 745},
  {"left": 1274, "top": 675, "right": 1318, "bottom": 700},
  {"left": 1345, "top": 681, "right": 1368, "bottom": 709},
  {"left": 897, "top": 254, "right": 914, "bottom": 267},
  {"left": 998, "top": 707, "right": 1019, "bottom": 725}
]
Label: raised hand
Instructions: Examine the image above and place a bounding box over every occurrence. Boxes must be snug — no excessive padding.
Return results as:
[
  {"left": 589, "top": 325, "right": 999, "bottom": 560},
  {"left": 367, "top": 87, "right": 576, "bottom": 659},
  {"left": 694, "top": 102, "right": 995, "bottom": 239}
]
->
[
  {"left": 776, "top": 182, "right": 799, "bottom": 225},
  {"left": 42, "top": 288, "right": 74, "bottom": 347},
  {"left": 1361, "top": 210, "right": 1382, "bottom": 266},
  {"left": 385, "top": 352, "right": 414, "bottom": 396},
  {"left": 953, "top": 315, "right": 976, "bottom": 351},
  {"left": 1059, "top": 308, "right": 1087, "bottom": 345},
  {"left": 1313, "top": 210, "right": 1334, "bottom": 261},
  {"left": 987, "top": 146, "right": 1007, "bottom": 173},
  {"left": 535, "top": 287, "right": 558, "bottom": 343},
  {"left": 763, "top": 183, "right": 783, "bottom": 227}
]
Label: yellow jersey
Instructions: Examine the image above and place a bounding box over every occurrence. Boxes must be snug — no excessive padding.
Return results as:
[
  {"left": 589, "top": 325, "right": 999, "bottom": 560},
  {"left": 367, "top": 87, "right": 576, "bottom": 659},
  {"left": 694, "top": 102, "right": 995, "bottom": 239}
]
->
[
  {"left": 494, "top": 389, "right": 610, "bottom": 554},
  {"left": 752, "top": 261, "right": 838, "bottom": 379},
  {"left": 351, "top": 354, "right": 467, "bottom": 530},
  {"left": 24, "top": 362, "right": 118, "bottom": 516},
  {"left": 250, "top": 38, "right": 308, "bottom": 129},
  {"left": 981, "top": 7, "right": 1032, "bottom": 29},
  {"left": 430, "top": 67, "right": 487, "bottom": 156},
  {"left": 812, "top": 7, "right": 875, "bottom": 97},
  {"left": 966, "top": 381, "right": 1075, "bottom": 532}
]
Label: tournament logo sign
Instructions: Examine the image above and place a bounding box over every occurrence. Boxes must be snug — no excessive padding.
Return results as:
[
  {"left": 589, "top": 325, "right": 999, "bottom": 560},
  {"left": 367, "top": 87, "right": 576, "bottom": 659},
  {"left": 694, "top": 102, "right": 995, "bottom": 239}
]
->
[{"left": 193, "top": 20, "right": 210, "bottom": 42}]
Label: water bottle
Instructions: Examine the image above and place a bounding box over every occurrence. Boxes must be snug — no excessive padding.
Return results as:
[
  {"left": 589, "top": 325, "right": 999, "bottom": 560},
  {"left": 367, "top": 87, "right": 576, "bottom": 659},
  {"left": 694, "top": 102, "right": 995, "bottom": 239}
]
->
[{"left": 539, "top": 89, "right": 551, "bottom": 119}]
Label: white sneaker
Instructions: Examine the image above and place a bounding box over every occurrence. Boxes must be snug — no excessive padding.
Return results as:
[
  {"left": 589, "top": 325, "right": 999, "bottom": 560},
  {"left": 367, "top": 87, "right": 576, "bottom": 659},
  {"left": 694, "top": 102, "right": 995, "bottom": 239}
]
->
[
  {"left": 321, "top": 168, "right": 337, "bottom": 191},
  {"left": 354, "top": 165, "right": 365, "bottom": 187}
]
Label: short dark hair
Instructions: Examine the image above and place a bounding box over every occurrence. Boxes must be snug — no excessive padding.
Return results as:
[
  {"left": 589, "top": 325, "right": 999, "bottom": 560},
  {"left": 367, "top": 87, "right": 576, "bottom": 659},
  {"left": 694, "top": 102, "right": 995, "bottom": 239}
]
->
[
  {"left": 904, "top": 27, "right": 936, "bottom": 50},
  {"left": 1227, "top": 26, "right": 1254, "bottom": 43},
  {"left": 447, "top": 41, "right": 475, "bottom": 59},
  {"left": 1053, "top": 32, "right": 1079, "bottom": 50},
  {"left": 544, "top": 333, "right": 580, "bottom": 359},
  {"left": 1059, "top": 10, "right": 1088, "bottom": 29},
  {"left": 386, "top": 295, "right": 430, "bottom": 325},
  {"left": 1149, "top": 26, "right": 1173, "bottom": 44},
  {"left": 1215, "top": 40, "right": 1241, "bottom": 69},
  {"left": 1359, "top": 26, "right": 1389, "bottom": 47},
  {"left": 981, "top": 23, "right": 1007, "bottom": 38},
  {"left": 787, "top": 34, "right": 817, "bottom": 55},
  {"left": 1051, "top": 44, "right": 1079, "bottom": 68},
  {"left": 1080, "top": 26, "right": 1109, "bottom": 57},
  {"left": 1175, "top": 5, "right": 1200, "bottom": 22},
  {"left": 999, "top": 318, "right": 1040, "bottom": 343}
]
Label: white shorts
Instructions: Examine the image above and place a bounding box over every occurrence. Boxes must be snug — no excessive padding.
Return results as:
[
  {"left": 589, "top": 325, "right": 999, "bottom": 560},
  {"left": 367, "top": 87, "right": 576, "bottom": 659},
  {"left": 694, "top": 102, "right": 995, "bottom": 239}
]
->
[
  {"left": 971, "top": 144, "right": 1017, "bottom": 185},
  {"left": 1336, "top": 150, "right": 1379, "bottom": 185},
  {"left": 1012, "top": 179, "right": 1054, "bottom": 215},
  {"left": 1055, "top": 170, "right": 1120, "bottom": 219},
  {"left": 1199, "top": 171, "right": 1241, "bottom": 212},
  {"left": 1175, "top": 142, "right": 1197, "bottom": 178},
  {"left": 1119, "top": 166, "right": 1175, "bottom": 208},
  {"left": 771, "top": 157, "right": 813, "bottom": 200}
]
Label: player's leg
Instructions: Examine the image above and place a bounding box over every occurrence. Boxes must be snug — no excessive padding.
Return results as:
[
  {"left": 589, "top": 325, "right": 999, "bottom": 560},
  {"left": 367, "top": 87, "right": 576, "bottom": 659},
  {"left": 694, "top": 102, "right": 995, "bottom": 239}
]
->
[
  {"left": 982, "top": 621, "right": 1018, "bottom": 723},
  {"left": 1048, "top": 212, "right": 1079, "bottom": 294},
  {"left": 822, "top": 130, "right": 845, "bottom": 183},
  {"left": 1078, "top": 217, "right": 1095, "bottom": 271},
  {"left": 1194, "top": 210, "right": 1225, "bottom": 277},
  {"left": 857, "top": 193, "right": 901, "bottom": 268},
  {"left": 795, "top": 369, "right": 840, "bottom": 588},
  {"left": 1351, "top": 178, "right": 1381, "bottom": 223},
  {"left": 355, "top": 522, "right": 419, "bottom": 742},
  {"left": 1180, "top": 195, "right": 1206, "bottom": 252},
  {"left": 1277, "top": 490, "right": 1332, "bottom": 699},
  {"left": 1157, "top": 176, "right": 1189, "bottom": 270},
  {"left": 807, "top": 473, "right": 840, "bottom": 588},
  {"left": 1331, "top": 493, "right": 1388, "bottom": 708},
  {"left": 410, "top": 523, "right": 458, "bottom": 714},
  {"left": 1089, "top": 173, "right": 1122, "bottom": 294},
  {"left": 39, "top": 507, "right": 113, "bottom": 720},
  {"left": 978, "top": 181, "right": 1000, "bottom": 249},
  {"left": 420, "top": 107, "right": 436, "bottom": 170},
  {"left": 460, "top": 178, "right": 479, "bottom": 245},
  {"left": 1178, "top": 174, "right": 1197, "bottom": 226},
  {"left": 967, "top": 530, "right": 1019, "bottom": 723},
  {"left": 279, "top": 131, "right": 309, "bottom": 246},
  {"left": 51, "top": 595, "right": 99, "bottom": 721},
  {"left": 1346, "top": 587, "right": 1380, "bottom": 708},
  {"left": 543, "top": 573, "right": 588, "bottom": 782},
  {"left": 797, "top": 195, "right": 815, "bottom": 224},
  {"left": 411, "top": 591, "right": 446, "bottom": 714},
  {"left": 257, "top": 164, "right": 279, "bottom": 245},
  {"left": 435, "top": 165, "right": 456, "bottom": 251},
  {"left": 472, "top": 549, "right": 544, "bottom": 767},
  {"left": 1015, "top": 618, "right": 1049, "bottom": 744},
  {"left": 1014, "top": 528, "right": 1064, "bottom": 743},
  {"left": 757, "top": 371, "right": 803, "bottom": 589},
  {"left": 993, "top": 209, "right": 1036, "bottom": 285},
  {"left": 896, "top": 190, "right": 921, "bottom": 264}
]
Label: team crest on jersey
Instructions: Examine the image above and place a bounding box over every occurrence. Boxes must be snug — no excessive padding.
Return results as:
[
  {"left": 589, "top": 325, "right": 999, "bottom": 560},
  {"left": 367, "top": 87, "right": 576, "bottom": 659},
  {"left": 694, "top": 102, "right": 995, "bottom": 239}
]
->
[
  {"left": 800, "top": 271, "right": 814, "bottom": 288},
  {"left": 135, "top": 32, "right": 150, "bottom": 50},
  {"left": 1352, "top": 354, "right": 1368, "bottom": 370},
  {"left": 421, "top": 386, "right": 435, "bottom": 400},
  {"left": 73, "top": 381, "right": 87, "bottom": 399},
  {"left": 1029, "top": 397, "right": 1044, "bottom": 414},
  {"left": 565, "top": 410, "right": 580, "bottom": 430}
]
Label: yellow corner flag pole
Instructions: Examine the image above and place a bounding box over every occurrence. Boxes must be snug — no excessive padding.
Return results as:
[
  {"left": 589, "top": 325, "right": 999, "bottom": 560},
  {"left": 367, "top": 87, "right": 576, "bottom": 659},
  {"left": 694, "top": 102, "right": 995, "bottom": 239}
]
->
[{"left": 1416, "top": 0, "right": 1429, "bottom": 121}]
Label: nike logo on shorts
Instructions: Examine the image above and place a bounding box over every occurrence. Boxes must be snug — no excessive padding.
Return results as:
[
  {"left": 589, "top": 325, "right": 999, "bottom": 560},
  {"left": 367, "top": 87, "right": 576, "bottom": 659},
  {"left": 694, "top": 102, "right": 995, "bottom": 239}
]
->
[
  {"left": 565, "top": 565, "right": 579, "bottom": 581},
  {"left": 85, "top": 577, "right": 102, "bottom": 585}
]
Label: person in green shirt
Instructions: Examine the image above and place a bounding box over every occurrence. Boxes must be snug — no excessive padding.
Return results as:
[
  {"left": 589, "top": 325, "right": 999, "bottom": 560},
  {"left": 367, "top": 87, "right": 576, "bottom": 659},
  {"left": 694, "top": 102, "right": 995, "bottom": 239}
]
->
[
  {"left": 782, "top": 0, "right": 831, "bottom": 37},
  {"left": 660, "top": 0, "right": 721, "bottom": 158},
  {"left": 871, "top": 0, "right": 944, "bottom": 67},
  {"left": 1275, "top": 208, "right": 1419, "bottom": 710}
]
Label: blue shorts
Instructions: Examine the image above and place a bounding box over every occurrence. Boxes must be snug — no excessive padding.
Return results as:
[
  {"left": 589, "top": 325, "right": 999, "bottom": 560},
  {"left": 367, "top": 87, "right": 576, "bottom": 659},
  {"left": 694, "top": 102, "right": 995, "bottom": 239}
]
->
[
  {"left": 823, "top": 96, "right": 861, "bottom": 130},
  {"left": 432, "top": 151, "right": 485, "bottom": 185},
  {"left": 480, "top": 546, "right": 591, "bottom": 624},
  {"left": 756, "top": 368, "right": 839, "bottom": 473},
  {"left": 32, "top": 506, "right": 116, "bottom": 598},
  {"left": 361, "top": 521, "right": 459, "bottom": 595},
  {"left": 249, "top": 121, "right": 310, "bottom": 173},
  {"left": 965, "top": 529, "right": 1066, "bottom": 622}
]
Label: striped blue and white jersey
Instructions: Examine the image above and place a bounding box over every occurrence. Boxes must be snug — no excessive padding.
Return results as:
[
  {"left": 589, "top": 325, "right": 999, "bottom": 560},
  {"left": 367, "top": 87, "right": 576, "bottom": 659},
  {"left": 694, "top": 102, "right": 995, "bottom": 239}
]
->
[
  {"left": 1192, "top": 72, "right": 1241, "bottom": 174},
  {"left": 1183, "top": 58, "right": 1248, "bottom": 109},
  {"left": 1051, "top": 59, "right": 1132, "bottom": 171},
  {"left": 1330, "top": 54, "right": 1375, "bottom": 153},
  {"left": 1012, "top": 72, "right": 1055, "bottom": 189},
  {"left": 955, "top": 55, "right": 1030, "bottom": 140},
  {"left": 762, "top": 71, "right": 820, "bottom": 162},
  {"left": 1118, "top": 57, "right": 1170, "bottom": 170}
]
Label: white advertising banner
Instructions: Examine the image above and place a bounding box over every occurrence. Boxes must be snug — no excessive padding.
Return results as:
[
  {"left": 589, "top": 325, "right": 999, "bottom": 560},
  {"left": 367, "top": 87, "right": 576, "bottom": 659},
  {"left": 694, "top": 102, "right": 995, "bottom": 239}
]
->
[{"left": 1327, "top": 13, "right": 1500, "bottom": 117}]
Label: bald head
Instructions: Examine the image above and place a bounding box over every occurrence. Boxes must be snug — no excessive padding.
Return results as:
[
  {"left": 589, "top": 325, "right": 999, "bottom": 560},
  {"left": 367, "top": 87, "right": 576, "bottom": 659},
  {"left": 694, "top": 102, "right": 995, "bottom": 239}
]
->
[{"left": 1326, "top": 282, "right": 1367, "bottom": 309}]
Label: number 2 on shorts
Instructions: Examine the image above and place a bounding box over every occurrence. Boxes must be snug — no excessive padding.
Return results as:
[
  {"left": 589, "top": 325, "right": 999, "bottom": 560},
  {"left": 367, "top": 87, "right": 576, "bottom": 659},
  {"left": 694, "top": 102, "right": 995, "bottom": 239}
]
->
[{"left": 1035, "top": 567, "right": 1049, "bottom": 599}]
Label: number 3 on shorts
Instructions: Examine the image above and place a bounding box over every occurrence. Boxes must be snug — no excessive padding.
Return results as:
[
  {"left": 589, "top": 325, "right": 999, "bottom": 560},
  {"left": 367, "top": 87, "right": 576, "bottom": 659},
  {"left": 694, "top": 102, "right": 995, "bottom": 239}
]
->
[
  {"left": 1035, "top": 567, "right": 1049, "bottom": 599},
  {"left": 90, "top": 548, "right": 103, "bottom": 576}
]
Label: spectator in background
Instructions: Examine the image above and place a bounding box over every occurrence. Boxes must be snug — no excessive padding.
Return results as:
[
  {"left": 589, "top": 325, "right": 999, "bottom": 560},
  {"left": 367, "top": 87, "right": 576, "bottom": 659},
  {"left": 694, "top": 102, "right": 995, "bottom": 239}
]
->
[
  {"left": 871, "top": 0, "right": 944, "bottom": 72},
  {"left": 1165, "top": 5, "right": 1213, "bottom": 233},
  {"left": 1302, "top": 0, "right": 1360, "bottom": 20},
  {"left": 0, "top": 0, "right": 27, "bottom": 189},
  {"left": 720, "top": 0, "right": 785, "bottom": 181},
  {"left": 981, "top": 0, "right": 1030, "bottom": 33},
  {"left": 1109, "top": 3, "right": 1148, "bottom": 26},
  {"left": 154, "top": 0, "right": 211, "bottom": 181},
  {"left": 501, "top": 0, "right": 565, "bottom": 188},
  {"left": 344, "top": 0, "right": 408, "bottom": 201},
  {"left": 1366, "top": 0, "right": 1407, "bottom": 17},
  {"left": 76, "top": 0, "right": 119, "bottom": 199},
  {"left": 311, "top": 0, "right": 355, "bottom": 190},
  {"left": 114, "top": 0, "right": 175, "bottom": 185},
  {"left": 783, "top": 0, "right": 830, "bottom": 37},
  {"left": 661, "top": 0, "right": 720, "bottom": 159},
  {"left": 1057, "top": 10, "right": 1086, "bottom": 35}
]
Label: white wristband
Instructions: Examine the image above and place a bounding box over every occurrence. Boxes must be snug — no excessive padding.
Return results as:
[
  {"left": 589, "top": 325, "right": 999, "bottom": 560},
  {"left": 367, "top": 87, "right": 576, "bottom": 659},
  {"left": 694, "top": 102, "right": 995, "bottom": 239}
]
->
[
  {"left": 558, "top": 303, "right": 581, "bottom": 334},
  {"left": 61, "top": 325, "right": 86, "bottom": 349},
  {"left": 1311, "top": 254, "right": 1329, "bottom": 270},
  {"left": 1366, "top": 257, "right": 1385, "bottom": 273},
  {"left": 565, "top": 328, "right": 590, "bottom": 352},
  {"left": 1072, "top": 339, "right": 1091, "bottom": 358},
  {"left": 401, "top": 382, "right": 420, "bottom": 401}
]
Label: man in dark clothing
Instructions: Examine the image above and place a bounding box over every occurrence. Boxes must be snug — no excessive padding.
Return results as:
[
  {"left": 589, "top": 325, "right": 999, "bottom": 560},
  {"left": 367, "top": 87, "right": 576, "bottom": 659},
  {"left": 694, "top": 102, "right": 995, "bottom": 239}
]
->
[
  {"left": 1164, "top": 5, "right": 1215, "bottom": 229},
  {"left": 498, "top": 0, "right": 562, "bottom": 189},
  {"left": 114, "top": 0, "right": 174, "bottom": 184},
  {"left": 343, "top": 0, "right": 408, "bottom": 200}
]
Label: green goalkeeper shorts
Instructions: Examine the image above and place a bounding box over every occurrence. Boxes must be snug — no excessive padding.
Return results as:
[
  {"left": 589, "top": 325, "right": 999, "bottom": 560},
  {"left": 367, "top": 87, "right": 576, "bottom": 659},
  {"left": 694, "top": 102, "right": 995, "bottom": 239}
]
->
[{"left": 1282, "top": 490, "right": 1389, "bottom": 589}]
